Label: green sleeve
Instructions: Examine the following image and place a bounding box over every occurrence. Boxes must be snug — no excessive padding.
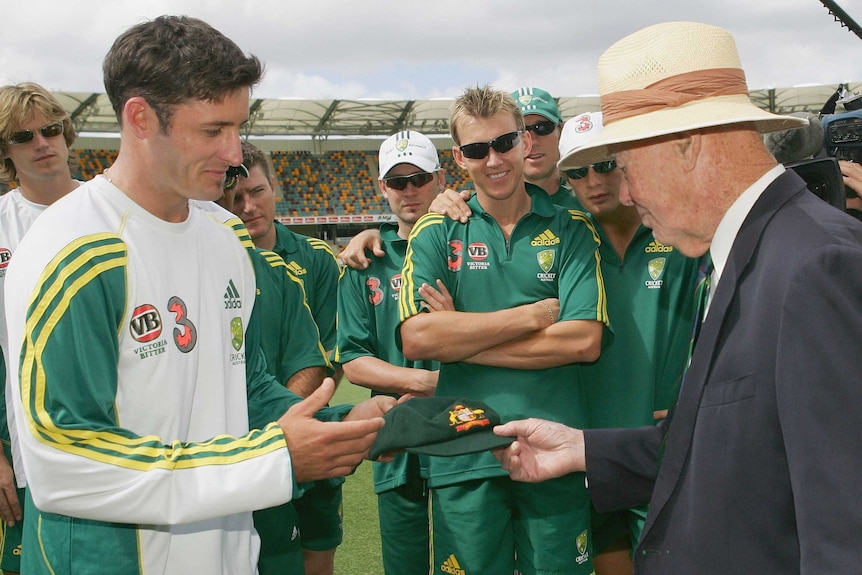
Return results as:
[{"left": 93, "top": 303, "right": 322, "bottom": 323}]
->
[
  {"left": 304, "top": 239, "right": 341, "bottom": 351},
  {"left": 335, "top": 267, "right": 379, "bottom": 364}
]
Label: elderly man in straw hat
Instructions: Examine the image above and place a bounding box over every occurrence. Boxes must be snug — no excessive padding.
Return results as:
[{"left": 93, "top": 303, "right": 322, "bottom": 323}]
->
[{"left": 493, "top": 21, "right": 862, "bottom": 574}]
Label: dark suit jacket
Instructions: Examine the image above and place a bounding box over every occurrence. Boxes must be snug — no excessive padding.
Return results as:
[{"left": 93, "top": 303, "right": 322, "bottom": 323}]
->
[{"left": 585, "top": 170, "right": 862, "bottom": 574}]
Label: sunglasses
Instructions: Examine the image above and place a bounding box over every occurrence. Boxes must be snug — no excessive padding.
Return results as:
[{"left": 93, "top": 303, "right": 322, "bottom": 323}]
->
[
  {"left": 524, "top": 120, "right": 558, "bottom": 137},
  {"left": 564, "top": 160, "right": 617, "bottom": 180},
  {"left": 458, "top": 131, "right": 522, "bottom": 160},
  {"left": 382, "top": 171, "right": 436, "bottom": 191},
  {"left": 7, "top": 121, "right": 64, "bottom": 145},
  {"left": 224, "top": 164, "right": 249, "bottom": 191}
]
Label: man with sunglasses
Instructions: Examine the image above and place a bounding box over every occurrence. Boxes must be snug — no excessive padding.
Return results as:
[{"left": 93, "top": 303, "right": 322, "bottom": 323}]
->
[
  {"left": 559, "top": 112, "right": 699, "bottom": 575},
  {"left": 225, "top": 141, "right": 344, "bottom": 575},
  {"left": 335, "top": 130, "right": 444, "bottom": 575},
  {"left": 0, "top": 82, "right": 84, "bottom": 575},
  {"left": 512, "top": 86, "right": 580, "bottom": 209},
  {"left": 397, "top": 85, "right": 610, "bottom": 575},
  {"left": 337, "top": 86, "right": 577, "bottom": 269}
]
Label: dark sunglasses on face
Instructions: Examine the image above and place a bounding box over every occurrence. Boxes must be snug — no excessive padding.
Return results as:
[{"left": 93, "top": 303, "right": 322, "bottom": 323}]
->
[
  {"left": 524, "top": 120, "right": 558, "bottom": 137},
  {"left": 564, "top": 159, "right": 617, "bottom": 180},
  {"left": 7, "top": 121, "right": 64, "bottom": 145},
  {"left": 382, "top": 171, "right": 436, "bottom": 191},
  {"left": 223, "top": 164, "right": 250, "bottom": 191},
  {"left": 458, "top": 131, "right": 522, "bottom": 160}
]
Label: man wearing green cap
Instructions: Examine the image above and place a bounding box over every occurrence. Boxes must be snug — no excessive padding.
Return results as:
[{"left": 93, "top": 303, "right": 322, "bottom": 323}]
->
[{"left": 511, "top": 86, "right": 580, "bottom": 209}]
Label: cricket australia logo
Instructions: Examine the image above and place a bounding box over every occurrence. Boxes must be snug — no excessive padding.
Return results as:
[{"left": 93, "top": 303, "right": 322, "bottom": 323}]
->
[
  {"left": 536, "top": 249, "right": 556, "bottom": 282},
  {"left": 230, "top": 317, "right": 245, "bottom": 365},
  {"left": 395, "top": 137, "right": 409, "bottom": 152},
  {"left": 575, "top": 529, "right": 590, "bottom": 564},
  {"left": 224, "top": 279, "right": 242, "bottom": 309},
  {"left": 645, "top": 257, "right": 666, "bottom": 289},
  {"left": 230, "top": 317, "right": 243, "bottom": 351}
]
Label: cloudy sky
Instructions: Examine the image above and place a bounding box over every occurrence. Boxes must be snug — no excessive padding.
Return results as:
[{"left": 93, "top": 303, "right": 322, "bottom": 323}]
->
[{"left": 2, "top": 0, "right": 860, "bottom": 101}]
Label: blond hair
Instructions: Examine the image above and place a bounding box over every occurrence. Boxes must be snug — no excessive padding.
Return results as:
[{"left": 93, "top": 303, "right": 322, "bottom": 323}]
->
[
  {"left": 449, "top": 85, "right": 524, "bottom": 145},
  {"left": 0, "top": 82, "right": 76, "bottom": 182}
]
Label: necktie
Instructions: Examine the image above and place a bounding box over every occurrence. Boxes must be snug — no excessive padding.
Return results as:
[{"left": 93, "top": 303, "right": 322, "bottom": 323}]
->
[
  {"left": 659, "top": 252, "right": 714, "bottom": 460},
  {"left": 684, "top": 252, "right": 714, "bottom": 374}
]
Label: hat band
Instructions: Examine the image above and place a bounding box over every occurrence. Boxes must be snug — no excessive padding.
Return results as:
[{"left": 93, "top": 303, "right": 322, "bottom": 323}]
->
[{"left": 601, "top": 68, "right": 749, "bottom": 124}]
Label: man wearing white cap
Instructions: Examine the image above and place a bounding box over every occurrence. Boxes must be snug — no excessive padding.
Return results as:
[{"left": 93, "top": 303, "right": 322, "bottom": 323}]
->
[
  {"left": 494, "top": 21, "right": 862, "bottom": 574},
  {"left": 335, "top": 130, "right": 444, "bottom": 575}
]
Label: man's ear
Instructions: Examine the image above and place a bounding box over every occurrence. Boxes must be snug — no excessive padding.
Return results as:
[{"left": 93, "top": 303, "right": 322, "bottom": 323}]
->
[
  {"left": 452, "top": 146, "right": 467, "bottom": 170},
  {"left": 123, "top": 96, "right": 155, "bottom": 140},
  {"left": 521, "top": 129, "right": 533, "bottom": 158},
  {"left": 674, "top": 132, "right": 701, "bottom": 172}
]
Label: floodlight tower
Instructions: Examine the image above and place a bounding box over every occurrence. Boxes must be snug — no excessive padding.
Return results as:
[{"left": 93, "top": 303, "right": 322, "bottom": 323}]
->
[{"left": 820, "top": 0, "right": 862, "bottom": 40}]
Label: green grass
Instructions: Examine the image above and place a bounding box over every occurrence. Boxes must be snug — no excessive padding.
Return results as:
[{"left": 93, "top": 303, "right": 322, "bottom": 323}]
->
[{"left": 332, "top": 381, "right": 384, "bottom": 574}]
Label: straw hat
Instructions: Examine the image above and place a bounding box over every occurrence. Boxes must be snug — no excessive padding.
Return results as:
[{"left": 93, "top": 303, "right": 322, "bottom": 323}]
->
[{"left": 559, "top": 21, "right": 809, "bottom": 168}]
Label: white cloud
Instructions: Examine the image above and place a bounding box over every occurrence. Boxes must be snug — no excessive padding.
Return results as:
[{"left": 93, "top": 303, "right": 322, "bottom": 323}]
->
[{"left": 2, "top": 0, "right": 859, "bottom": 100}]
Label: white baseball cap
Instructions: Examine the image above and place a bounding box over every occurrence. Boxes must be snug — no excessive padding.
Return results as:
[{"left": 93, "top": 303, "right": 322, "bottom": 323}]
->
[
  {"left": 378, "top": 130, "right": 440, "bottom": 179},
  {"left": 558, "top": 112, "right": 607, "bottom": 168}
]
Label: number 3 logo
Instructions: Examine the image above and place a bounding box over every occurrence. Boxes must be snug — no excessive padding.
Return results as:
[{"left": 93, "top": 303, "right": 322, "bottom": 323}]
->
[{"left": 168, "top": 296, "right": 197, "bottom": 353}]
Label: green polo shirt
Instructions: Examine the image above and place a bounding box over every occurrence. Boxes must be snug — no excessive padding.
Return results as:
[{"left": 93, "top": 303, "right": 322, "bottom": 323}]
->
[
  {"left": 252, "top": 249, "right": 331, "bottom": 385},
  {"left": 272, "top": 221, "right": 341, "bottom": 351},
  {"left": 399, "top": 184, "right": 610, "bottom": 488},
  {"left": 336, "top": 223, "right": 438, "bottom": 493},
  {"left": 548, "top": 181, "right": 582, "bottom": 210},
  {"left": 582, "top": 226, "right": 700, "bottom": 428}
]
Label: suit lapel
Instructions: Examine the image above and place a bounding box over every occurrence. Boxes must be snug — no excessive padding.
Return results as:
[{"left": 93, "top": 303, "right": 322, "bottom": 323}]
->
[{"left": 639, "top": 171, "right": 806, "bottom": 538}]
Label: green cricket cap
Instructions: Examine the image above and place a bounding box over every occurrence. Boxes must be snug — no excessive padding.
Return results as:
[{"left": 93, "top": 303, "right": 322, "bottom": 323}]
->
[
  {"left": 369, "top": 397, "right": 514, "bottom": 460},
  {"left": 511, "top": 86, "right": 562, "bottom": 124}
]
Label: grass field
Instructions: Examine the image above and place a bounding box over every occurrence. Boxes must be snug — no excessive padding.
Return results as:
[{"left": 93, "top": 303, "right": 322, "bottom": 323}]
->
[{"left": 332, "top": 381, "right": 385, "bottom": 574}]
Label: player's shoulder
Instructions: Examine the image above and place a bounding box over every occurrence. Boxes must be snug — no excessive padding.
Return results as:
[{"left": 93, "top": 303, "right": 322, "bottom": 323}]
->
[
  {"left": 191, "top": 201, "right": 255, "bottom": 249},
  {"left": 408, "top": 212, "right": 449, "bottom": 238},
  {"left": 305, "top": 236, "right": 336, "bottom": 251}
]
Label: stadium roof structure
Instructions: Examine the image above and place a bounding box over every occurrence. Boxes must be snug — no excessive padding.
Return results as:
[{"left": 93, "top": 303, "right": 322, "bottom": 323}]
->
[{"left": 56, "top": 82, "right": 861, "bottom": 142}]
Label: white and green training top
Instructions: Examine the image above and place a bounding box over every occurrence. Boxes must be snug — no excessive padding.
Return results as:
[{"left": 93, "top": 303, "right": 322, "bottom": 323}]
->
[{"left": 4, "top": 177, "right": 321, "bottom": 575}]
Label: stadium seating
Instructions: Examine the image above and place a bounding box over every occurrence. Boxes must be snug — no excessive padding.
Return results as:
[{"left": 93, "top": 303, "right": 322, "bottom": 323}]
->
[{"left": 1, "top": 148, "right": 474, "bottom": 217}]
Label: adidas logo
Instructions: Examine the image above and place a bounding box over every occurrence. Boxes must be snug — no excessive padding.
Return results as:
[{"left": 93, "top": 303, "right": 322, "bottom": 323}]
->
[
  {"left": 645, "top": 240, "right": 673, "bottom": 253},
  {"left": 440, "top": 554, "right": 466, "bottom": 575},
  {"left": 287, "top": 261, "right": 307, "bottom": 276},
  {"left": 224, "top": 279, "right": 242, "bottom": 309},
  {"left": 531, "top": 229, "right": 560, "bottom": 246}
]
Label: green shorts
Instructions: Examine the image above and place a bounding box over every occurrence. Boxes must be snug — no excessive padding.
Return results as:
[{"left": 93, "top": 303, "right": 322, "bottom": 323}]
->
[
  {"left": 0, "top": 442, "right": 22, "bottom": 573},
  {"left": 293, "top": 478, "right": 344, "bottom": 551},
  {"left": 253, "top": 501, "right": 303, "bottom": 575},
  {"left": 377, "top": 469, "right": 430, "bottom": 575},
  {"left": 430, "top": 475, "right": 593, "bottom": 575}
]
